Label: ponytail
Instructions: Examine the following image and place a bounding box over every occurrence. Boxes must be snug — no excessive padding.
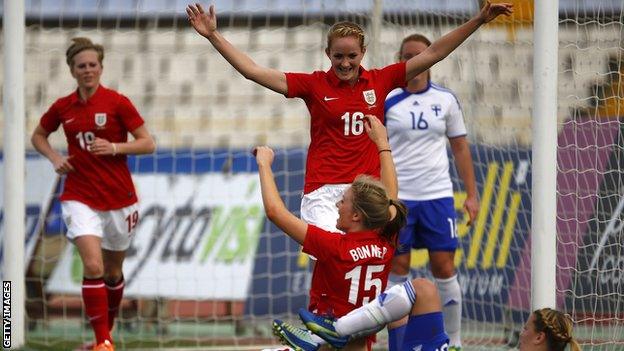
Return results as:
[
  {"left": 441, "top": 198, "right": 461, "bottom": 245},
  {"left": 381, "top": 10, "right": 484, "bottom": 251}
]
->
[
  {"left": 381, "top": 199, "right": 407, "bottom": 243},
  {"left": 350, "top": 176, "right": 408, "bottom": 244}
]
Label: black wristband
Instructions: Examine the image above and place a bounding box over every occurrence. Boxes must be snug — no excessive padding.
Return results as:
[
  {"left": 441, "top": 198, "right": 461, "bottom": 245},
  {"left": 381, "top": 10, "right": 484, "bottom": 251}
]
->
[{"left": 378, "top": 149, "right": 391, "bottom": 154}]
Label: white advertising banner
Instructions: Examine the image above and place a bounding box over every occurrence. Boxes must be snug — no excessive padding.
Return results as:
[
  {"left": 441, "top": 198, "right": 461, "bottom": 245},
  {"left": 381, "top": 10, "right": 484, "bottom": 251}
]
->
[
  {"left": 0, "top": 157, "right": 57, "bottom": 279},
  {"left": 46, "top": 173, "right": 264, "bottom": 300}
]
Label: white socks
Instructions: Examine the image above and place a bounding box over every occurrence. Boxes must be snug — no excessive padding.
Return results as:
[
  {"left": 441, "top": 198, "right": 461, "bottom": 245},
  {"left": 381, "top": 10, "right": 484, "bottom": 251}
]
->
[
  {"left": 335, "top": 281, "right": 415, "bottom": 337},
  {"left": 324, "top": 274, "right": 462, "bottom": 347},
  {"left": 435, "top": 274, "right": 462, "bottom": 347}
]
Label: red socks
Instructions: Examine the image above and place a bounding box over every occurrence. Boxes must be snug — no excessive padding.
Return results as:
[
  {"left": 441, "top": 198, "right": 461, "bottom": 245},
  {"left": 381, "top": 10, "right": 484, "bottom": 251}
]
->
[
  {"left": 82, "top": 277, "right": 111, "bottom": 344},
  {"left": 105, "top": 277, "right": 125, "bottom": 331}
]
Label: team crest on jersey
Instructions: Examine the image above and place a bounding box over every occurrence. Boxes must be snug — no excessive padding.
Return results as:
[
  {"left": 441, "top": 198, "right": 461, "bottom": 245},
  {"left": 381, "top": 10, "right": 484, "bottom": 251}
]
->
[
  {"left": 94, "top": 113, "right": 107, "bottom": 128},
  {"left": 363, "top": 89, "right": 376, "bottom": 105}
]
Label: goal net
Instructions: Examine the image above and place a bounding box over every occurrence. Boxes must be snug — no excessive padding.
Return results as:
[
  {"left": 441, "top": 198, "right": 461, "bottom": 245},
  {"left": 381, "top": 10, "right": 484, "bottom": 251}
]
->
[
  {"left": 0, "top": 0, "right": 622, "bottom": 350},
  {"left": 557, "top": 1, "right": 624, "bottom": 349}
]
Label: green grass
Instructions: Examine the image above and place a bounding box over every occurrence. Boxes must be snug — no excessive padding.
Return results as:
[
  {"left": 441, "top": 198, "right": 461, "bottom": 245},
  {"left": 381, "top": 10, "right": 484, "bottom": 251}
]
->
[
  {"left": 20, "top": 317, "right": 623, "bottom": 351},
  {"left": 23, "top": 318, "right": 278, "bottom": 351}
]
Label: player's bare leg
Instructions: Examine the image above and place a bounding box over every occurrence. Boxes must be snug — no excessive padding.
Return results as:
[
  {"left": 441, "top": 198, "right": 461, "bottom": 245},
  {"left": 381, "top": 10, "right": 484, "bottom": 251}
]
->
[
  {"left": 430, "top": 250, "right": 462, "bottom": 349},
  {"left": 390, "top": 253, "right": 410, "bottom": 279},
  {"left": 75, "top": 236, "right": 105, "bottom": 278},
  {"left": 429, "top": 251, "right": 455, "bottom": 278},
  {"left": 410, "top": 278, "right": 443, "bottom": 314},
  {"left": 102, "top": 249, "right": 125, "bottom": 282}
]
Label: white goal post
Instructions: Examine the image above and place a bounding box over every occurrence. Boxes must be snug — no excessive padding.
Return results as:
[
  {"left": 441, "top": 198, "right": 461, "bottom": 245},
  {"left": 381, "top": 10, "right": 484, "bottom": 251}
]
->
[
  {"left": 531, "top": 0, "right": 558, "bottom": 310},
  {"left": 2, "top": 0, "right": 26, "bottom": 348}
]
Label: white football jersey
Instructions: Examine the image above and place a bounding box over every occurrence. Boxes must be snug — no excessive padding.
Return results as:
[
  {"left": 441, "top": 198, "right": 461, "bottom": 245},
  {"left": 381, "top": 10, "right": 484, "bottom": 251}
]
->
[{"left": 385, "top": 82, "right": 467, "bottom": 201}]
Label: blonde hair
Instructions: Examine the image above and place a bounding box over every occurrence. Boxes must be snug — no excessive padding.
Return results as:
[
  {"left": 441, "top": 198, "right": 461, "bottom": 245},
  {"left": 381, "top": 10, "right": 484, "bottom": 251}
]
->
[
  {"left": 350, "top": 175, "right": 407, "bottom": 243},
  {"left": 326, "top": 21, "right": 366, "bottom": 51},
  {"left": 66, "top": 37, "right": 104, "bottom": 68},
  {"left": 533, "top": 308, "right": 581, "bottom": 351}
]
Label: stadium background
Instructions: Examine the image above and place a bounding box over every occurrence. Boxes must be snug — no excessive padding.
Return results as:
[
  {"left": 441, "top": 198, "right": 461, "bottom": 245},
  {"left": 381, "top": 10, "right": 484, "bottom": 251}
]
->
[{"left": 0, "top": 0, "right": 623, "bottom": 350}]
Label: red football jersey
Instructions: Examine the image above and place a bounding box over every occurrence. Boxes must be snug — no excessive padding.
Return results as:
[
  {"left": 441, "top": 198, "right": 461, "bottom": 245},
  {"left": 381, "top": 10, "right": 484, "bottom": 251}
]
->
[
  {"left": 285, "top": 63, "right": 406, "bottom": 194},
  {"left": 40, "top": 85, "right": 144, "bottom": 210},
  {"left": 303, "top": 224, "right": 395, "bottom": 319}
]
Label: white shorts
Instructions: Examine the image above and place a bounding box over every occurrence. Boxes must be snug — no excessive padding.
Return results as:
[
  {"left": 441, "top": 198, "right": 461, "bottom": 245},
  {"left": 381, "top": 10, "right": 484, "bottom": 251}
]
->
[
  {"left": 61, "top": 200, "right": 139, "bottom": 251},
  {"left": 300, "top": 184, "right": 349, "bottom": 233}
]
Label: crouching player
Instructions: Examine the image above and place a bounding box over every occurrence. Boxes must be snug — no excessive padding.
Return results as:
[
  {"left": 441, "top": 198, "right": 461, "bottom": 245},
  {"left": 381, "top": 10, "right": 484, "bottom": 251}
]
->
[
  {"left": 276, "top": 278, "right": 448, "bottom": 351},
  {"left": 277, "top": 280, "right": 581, "bottom": 351}
]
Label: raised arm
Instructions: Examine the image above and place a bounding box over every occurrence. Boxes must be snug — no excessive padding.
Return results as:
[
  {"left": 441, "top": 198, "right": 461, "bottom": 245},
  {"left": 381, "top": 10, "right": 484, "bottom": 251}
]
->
[
  {"left": 405, "top": 1, "right": 513, "bottom": 81},
  {"left": 254, "top": 146, "right": 308, "bottom": 244},
  {"left": 449, "top": 136, "right": 479, "bottom": 225},
  {"left": 187, "top": 4, "right": 288, "bottom": 95},
  {"left": 364, "top": 116, "right": 398, "bottom": 200}
]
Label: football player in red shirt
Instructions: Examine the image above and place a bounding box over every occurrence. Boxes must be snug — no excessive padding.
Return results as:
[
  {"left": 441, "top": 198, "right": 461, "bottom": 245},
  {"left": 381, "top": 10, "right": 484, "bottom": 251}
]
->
[
  {"left": 31, "top": 38, "right": 156, "bottom": 351},
  {"left": 255, "top": 115, "right": 407, "bottom": 350},
  {"left": 187, "top": 1, "right": 512, "bottom": 232}
]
